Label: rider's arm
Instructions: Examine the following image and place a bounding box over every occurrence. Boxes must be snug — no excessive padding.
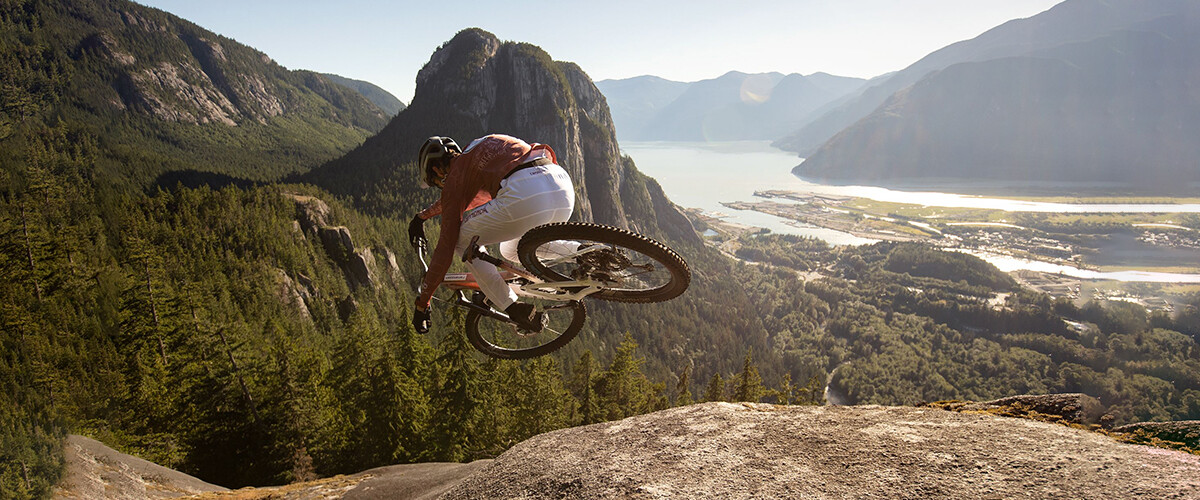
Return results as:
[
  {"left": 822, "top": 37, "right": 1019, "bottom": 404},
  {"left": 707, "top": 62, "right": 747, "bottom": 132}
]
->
[
  {"left": 417, "top": 199, "right": 443, "bottom": 220},
  {"left": 415, "top": 166, "right": 469, "bottom": 310}
]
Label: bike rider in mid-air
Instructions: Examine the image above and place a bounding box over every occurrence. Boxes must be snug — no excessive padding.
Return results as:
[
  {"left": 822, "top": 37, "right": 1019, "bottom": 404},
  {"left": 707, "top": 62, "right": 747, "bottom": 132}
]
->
[{"left": 409, "top": 134, "right": 576, "bottom": 334}]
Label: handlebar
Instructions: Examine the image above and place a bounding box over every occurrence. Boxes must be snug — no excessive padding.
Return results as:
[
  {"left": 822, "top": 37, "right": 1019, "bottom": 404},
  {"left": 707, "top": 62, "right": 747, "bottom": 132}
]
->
[{"left": 414, "top": 237, "right": 430, "bottom": 272}]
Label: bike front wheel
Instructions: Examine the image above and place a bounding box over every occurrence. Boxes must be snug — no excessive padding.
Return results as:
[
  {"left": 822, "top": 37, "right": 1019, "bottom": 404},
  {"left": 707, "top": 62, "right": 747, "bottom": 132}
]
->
[
  {"left": 517, "top": 222, "right": 690, "bottom": 303},
  {"left": 465, "top": 297, "right": 586, "bottom": 359}
]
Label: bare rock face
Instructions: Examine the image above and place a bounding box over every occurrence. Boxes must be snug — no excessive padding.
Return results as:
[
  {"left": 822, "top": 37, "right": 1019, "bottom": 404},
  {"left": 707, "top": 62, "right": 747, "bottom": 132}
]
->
[
  {"left": 52, "top": 435, "right": 226, "bottom": 499},
  {"left": 441, "top": 402, "right": 1200, "bottom": 499},
  {"left": 54, "top": 404, "right": 1200, "bottom": 499}
]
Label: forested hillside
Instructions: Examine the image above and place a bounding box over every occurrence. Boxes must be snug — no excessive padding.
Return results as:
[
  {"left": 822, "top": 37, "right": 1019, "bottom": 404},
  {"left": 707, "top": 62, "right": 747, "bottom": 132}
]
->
[
  {"left": 734, "top": 235, "right": 1200, "bottom": 423},
  {"left": 320, "top": 73, "right": 406, "bottom": 116},
  {"left": 0, "top": 0, "right": 387, "bottom": 187}
]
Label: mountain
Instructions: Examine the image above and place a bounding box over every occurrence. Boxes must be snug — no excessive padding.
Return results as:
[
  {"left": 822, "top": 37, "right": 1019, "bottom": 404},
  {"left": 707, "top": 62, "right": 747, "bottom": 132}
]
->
[
  {"left": 321, "top": 73, "right": 406, "bottom": 116},
  {"left": 305, "top": 28, "right": 698, "bottom": 243},
  {"left": 594, "top": 75, "right": 689, "bottom": 142},
  {"left": 794, "top": 0, "right": 1200, "bottom": 188},
  {"left": 597, "top": 72, "right": 865, "bottom": 142},
  {"left": 0, "top": 0, "right": 389, "bottom": 186},
  {"left": 774, "top": 0, "right": 1196, "bottom": 157}
]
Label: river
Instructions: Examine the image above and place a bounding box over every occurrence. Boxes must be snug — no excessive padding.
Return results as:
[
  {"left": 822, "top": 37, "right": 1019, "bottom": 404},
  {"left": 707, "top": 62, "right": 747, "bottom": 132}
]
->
[{"left": 621, "top": 141, "right": 1200, "bottom": 283}]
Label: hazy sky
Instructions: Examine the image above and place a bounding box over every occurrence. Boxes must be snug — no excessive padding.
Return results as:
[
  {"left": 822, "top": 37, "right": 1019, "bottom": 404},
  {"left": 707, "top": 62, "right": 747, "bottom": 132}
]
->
[{"left": 134, "top": 0, "right": 1063, "bottom": 103}]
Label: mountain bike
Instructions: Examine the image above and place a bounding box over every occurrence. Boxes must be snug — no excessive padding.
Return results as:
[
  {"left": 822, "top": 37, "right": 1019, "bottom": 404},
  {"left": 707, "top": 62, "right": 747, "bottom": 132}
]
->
[{"left": 414, "top": 222, "right": 690, "bottom": 359}]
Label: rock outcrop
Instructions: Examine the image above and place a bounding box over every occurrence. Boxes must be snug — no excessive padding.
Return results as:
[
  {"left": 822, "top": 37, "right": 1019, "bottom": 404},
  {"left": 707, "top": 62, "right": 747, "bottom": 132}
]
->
[
  {"left": 74, "top": 402, "right": 1200, "bottom": 499},
  {"left": 1115, "top": 421, "right": 1200, "bottom": 453},
  {"left": 52, "top": 435, "right": 227, "bottom": 499},
  {"left": 286, "top": 193, "right": 404, "bottom": 320},
  {"left": 306, "top": 28, "right": 699, "bottom": 244},
  {"left": 443, "top": 402, "right": 1200, "bottom": 499},
  {"left": 925, "top": 393, "right": 1107, "bottom": 425}
]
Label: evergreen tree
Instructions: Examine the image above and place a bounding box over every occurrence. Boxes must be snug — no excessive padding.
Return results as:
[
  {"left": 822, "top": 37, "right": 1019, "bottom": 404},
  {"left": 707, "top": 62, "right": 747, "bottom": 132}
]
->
[
  {"left": 568, "top": 351, "right": 601, "bottom": 425},
  {"left": 595, "top": 333, "right": 660, "bottom": 420},
  {"left": 703, "top": 373, "right": 724, "bottom": 403},
  {"left": 734, "top": 350, "right": 765, "bottom": 403},
  {"left": 675, "top": 366, "right": 693, "bottom": 406},
  {"left": 512, "top": 357, "right": 572, "bottom": 440},
  {"left": 428, "top": 324, "right": 482, "bottom": 463},
  {"left": 774, "top": 373, "right": 795, "bottom": 405}
]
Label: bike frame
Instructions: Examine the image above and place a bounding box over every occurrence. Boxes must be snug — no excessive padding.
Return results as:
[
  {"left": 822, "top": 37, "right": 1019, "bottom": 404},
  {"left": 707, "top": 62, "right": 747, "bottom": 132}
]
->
[{"left": 414, "top": 237, "right": 604, "bottom": 321}]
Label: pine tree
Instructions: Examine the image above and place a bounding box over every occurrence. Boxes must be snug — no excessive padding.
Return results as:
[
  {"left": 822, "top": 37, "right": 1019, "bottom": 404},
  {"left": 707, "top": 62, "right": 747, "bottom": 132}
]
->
[
  {"left": 734, "top": 350, "right": 765, "bottom": 403},
  {"left": 512, "top": 356, "right": 571, "bottom": 440},
  {"left": 428, "top": 325, "right": 481, "bottom": 462},
  {"left": 775, "top": 373, "right": 795, "bottom": 405},
  {"left": 703, "top": 373, "right": 724, "bottom": 403},
  {"left": 675, "top": 366, "right": 693, "bottom": 406},
  {"left": 595, "top": 332, "right": 657, "bottom": 420},
  {"left": 569, "top": 351, "right": 600, "bottom": 425}
]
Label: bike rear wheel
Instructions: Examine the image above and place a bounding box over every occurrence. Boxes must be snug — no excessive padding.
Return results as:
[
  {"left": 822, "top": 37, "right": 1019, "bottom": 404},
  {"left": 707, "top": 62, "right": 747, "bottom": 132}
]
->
[
  {"left": 465, "top": 296, "right": 586, "bottom": 359},
  {"left": 517, "top": 222, "right": 690, "bottom": 303}
]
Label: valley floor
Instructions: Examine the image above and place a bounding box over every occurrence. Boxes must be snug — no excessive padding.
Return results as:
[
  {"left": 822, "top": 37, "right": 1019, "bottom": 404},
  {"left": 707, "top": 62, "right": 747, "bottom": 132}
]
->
[{"left": 694, "top": 193, "right": 1200, "bottom": 313}]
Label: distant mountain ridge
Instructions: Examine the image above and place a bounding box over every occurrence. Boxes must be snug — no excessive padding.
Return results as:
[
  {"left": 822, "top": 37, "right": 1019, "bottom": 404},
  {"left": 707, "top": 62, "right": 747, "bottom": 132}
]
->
[
  {"left": 321, "top": 73, "right": 406, "bottom": 116},
  {"left": 774, "top": 0, "right": 1197, "bottom": 157},
  {"left": 0, "top": 0, "right": 389, "bottom": 186},
  {"left": 597, "top": 71, "right": 865, "bottom": 142},
  {"left": 793, "top": 0, "right": 1200, "bottom": 189}
]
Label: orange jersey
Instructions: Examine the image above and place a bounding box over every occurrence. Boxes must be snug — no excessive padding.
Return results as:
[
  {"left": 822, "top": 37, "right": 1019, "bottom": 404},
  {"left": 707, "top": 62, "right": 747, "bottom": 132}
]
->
[{"left": 416, "top": 134, "right": 557, "bottom": 308}]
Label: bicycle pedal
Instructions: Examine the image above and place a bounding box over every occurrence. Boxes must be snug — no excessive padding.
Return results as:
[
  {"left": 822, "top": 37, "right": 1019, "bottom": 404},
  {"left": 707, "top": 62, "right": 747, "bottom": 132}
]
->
[{"left": 517, "top": 312, "right": 548, "bottom": 333}]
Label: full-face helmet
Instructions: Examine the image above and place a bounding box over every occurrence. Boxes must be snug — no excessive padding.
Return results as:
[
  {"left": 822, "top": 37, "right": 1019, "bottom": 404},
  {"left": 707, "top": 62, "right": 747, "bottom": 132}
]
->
[{"left": 419, "top": 136, "right": 461, "bottom": 188}]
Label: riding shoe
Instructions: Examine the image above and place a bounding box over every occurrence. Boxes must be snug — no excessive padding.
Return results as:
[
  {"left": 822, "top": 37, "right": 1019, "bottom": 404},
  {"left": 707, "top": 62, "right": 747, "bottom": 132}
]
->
[{"left": 505, "top": 302, "right": 545, "bottom": 331}]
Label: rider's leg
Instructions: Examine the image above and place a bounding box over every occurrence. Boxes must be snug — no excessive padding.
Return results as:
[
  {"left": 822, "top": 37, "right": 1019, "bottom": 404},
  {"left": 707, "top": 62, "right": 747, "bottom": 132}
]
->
[
  {"left": 457, "top": 165, "right": 574, "bottom": 310},
  {"left": 498, "top": 238, "right": 578, "bottom": 266}
]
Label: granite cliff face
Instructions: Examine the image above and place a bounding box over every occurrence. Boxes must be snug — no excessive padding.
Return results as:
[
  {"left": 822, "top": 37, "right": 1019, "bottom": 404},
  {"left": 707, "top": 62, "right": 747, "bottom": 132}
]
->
[
  {"left": 67, "top": 0, "right": 389, "bottom": 128},
  {"left": 3, "top": 0, "right": 392, "bottom": 185},
  {"left": 307, "top": 28, "right": 698, "bottom": 243}
]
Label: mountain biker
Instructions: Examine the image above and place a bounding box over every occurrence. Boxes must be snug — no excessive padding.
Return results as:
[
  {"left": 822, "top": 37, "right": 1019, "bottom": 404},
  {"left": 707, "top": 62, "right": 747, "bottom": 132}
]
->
[{"left": 409, "top": 134, "right": 576, "bottom": 334}]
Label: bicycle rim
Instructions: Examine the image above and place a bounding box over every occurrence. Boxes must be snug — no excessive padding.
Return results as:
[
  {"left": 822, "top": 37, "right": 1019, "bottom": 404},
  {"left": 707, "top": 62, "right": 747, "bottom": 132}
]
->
[
  {"left": 517, "top": 222, "right": 690, "bottom": 303},
  {"left": 465, "top": 297, "right": 585, "bottom": 359}
]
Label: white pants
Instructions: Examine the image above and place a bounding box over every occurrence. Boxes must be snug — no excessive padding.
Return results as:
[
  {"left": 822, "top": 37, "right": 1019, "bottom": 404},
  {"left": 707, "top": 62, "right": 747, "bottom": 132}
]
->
[{"left": 457, "top": 164, "right": 575, "bottom": 310}]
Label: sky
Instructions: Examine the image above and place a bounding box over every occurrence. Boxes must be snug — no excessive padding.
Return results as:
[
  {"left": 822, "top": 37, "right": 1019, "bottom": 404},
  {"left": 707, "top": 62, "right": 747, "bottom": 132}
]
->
[{"left": 134, "top": 0, "right": 1064, "bottom": 104}]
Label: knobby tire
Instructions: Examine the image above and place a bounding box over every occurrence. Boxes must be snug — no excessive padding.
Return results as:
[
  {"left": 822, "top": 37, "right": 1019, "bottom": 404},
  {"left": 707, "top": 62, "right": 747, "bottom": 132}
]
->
[{"left": 517, "top": 222, "right": 690, "bottom": 303}]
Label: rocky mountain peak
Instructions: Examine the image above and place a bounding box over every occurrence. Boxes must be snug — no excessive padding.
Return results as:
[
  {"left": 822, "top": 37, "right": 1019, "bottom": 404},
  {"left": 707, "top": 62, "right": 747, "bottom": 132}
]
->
[
  {"left": 309, "top": 28, "right": 698, "bottom": 243},
  {"left": 47, "top": 0, "right": 390, "bottom": 131}
]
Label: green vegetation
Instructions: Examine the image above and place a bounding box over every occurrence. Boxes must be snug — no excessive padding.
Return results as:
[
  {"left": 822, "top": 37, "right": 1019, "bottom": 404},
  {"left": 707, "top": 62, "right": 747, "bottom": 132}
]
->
[{"left": 735, "top": 234, "right": 1200, "bottom": 423}]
